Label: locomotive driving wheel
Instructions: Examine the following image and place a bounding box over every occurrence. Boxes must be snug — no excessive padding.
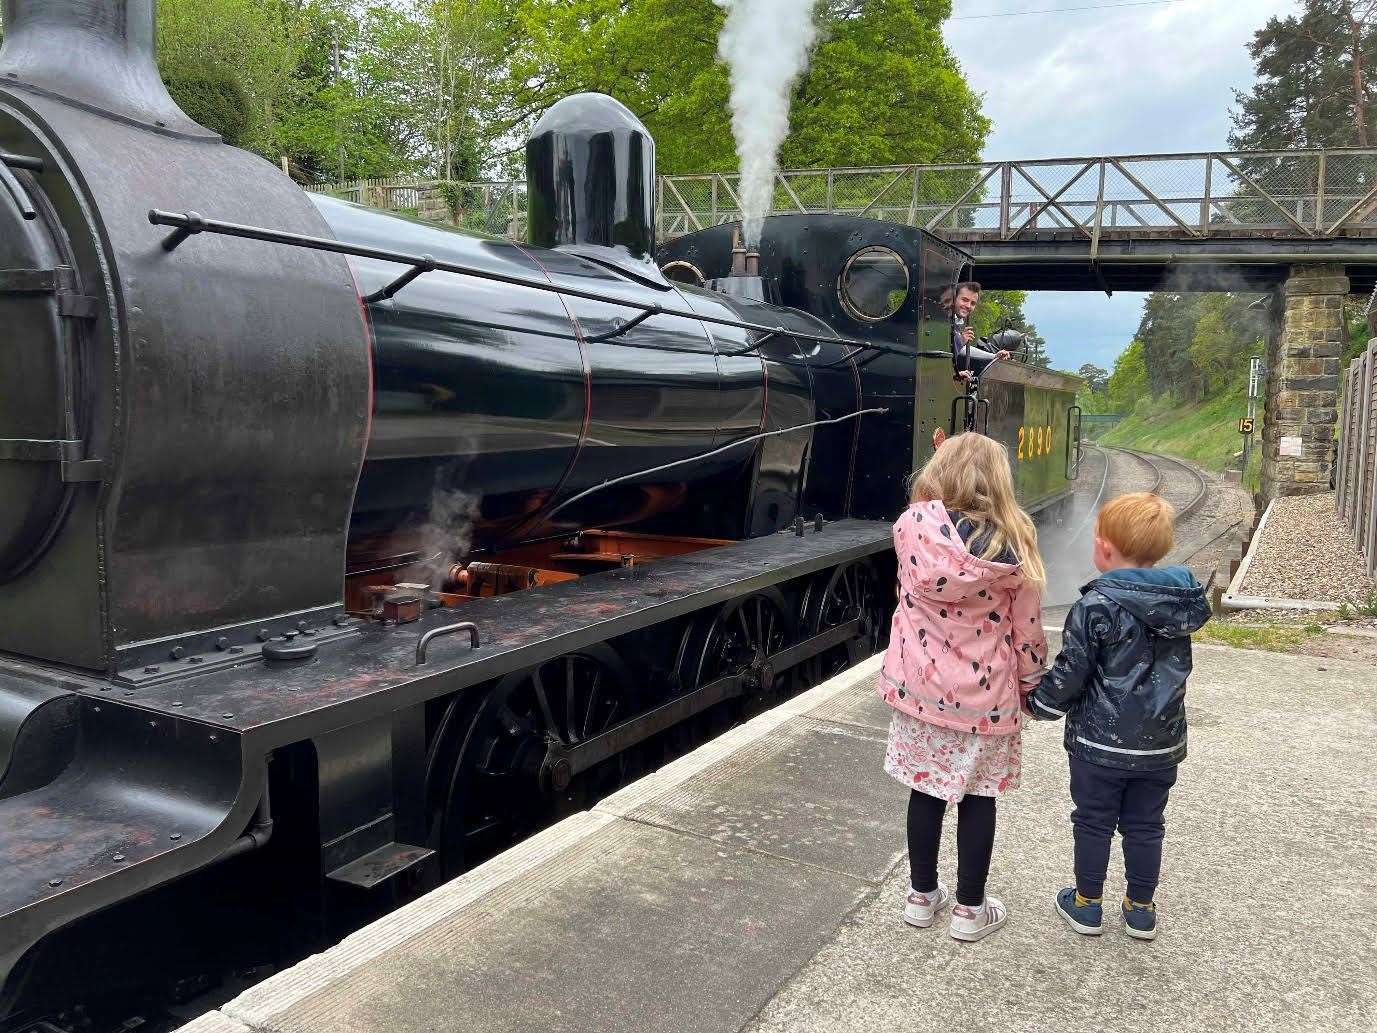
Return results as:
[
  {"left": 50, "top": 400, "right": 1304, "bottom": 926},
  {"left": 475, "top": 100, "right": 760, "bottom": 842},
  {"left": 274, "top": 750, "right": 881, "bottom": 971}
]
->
[
  {"left": 673, "top": 588, "right": 796, "bottom": 730},
  {"left": 427, "top": 643, "right": 637, "bottom": 877},
  {"left": 800, "top": 561, "right": 889, "bottom": 686}
]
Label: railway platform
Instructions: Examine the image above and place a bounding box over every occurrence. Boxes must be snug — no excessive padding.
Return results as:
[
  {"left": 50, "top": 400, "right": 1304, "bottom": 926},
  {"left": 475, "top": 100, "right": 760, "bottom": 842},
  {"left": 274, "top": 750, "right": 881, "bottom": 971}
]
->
[{"left": 180, "top": 638, "right": 1376, "bottom": 1033}]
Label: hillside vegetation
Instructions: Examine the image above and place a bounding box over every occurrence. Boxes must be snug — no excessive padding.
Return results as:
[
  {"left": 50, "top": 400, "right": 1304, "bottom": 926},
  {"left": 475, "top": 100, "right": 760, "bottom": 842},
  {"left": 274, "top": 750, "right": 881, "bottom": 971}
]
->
[{"left": 1099, "top": 383, "right": 1249, "bottom": 473}]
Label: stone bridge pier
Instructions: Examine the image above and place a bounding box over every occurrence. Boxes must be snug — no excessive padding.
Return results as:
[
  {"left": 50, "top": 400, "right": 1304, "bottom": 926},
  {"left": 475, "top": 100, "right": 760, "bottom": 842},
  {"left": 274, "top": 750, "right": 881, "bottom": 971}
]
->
[{"left": 1261, "top": 264, "right": 1346, "bottom": 499}]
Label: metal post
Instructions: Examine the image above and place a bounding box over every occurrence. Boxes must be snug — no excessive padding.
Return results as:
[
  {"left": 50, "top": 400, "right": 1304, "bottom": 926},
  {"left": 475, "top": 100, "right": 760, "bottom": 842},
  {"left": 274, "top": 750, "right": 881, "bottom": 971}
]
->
[
  {"left": 826, "top": 169, "right": 835, "bottom": 214},
  {"left": 1243, "top": 355, "right": 1262, "bottom": 473},
  {"left": 1090, "top": 159, "right": 1105, "bottom": 259},
  {"left": 1200, "top": 155, "right": 1212, "bottom": 233},
  {"left": 999, "top": 163, "right": 1012, "bottom": 238},
  {"left": 1316, "top": 151, "right": 1327, "bottom": 231},
  {"left": 711, "top": 176, "right": 718, "bottom": 225},
  {"left": 333, "top": 31, "right": 345, "bottom": 182}
]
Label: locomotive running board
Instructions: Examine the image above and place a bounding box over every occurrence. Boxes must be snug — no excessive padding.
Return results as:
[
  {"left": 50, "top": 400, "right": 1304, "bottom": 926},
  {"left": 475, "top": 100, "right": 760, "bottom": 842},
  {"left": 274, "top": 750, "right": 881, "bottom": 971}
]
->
[{"left": 90, "top": 519, "right": 896, "bottom": 751}]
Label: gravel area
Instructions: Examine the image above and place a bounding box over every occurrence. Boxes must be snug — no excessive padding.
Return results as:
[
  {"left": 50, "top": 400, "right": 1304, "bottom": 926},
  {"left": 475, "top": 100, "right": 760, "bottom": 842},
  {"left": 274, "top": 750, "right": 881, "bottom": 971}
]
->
[{"left": 1239, "top": 492, "right": 1376, "bottom": 605}]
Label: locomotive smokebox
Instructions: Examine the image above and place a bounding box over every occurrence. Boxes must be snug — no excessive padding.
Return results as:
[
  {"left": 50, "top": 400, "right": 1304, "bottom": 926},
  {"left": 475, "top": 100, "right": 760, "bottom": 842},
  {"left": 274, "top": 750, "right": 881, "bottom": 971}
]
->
[
  {"left": 0, "top": 0, "right": 212, "bottom": 138},
  {"left": 526, "top": 93, "right": 656, "bottom": 266}
]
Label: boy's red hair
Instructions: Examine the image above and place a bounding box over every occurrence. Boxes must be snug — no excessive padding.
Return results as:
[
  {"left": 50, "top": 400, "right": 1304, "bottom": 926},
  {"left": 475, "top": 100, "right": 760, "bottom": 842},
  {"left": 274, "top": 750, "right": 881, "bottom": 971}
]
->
[{"left": 1096, "top": 492, "right": 1175, "bottom": 563}]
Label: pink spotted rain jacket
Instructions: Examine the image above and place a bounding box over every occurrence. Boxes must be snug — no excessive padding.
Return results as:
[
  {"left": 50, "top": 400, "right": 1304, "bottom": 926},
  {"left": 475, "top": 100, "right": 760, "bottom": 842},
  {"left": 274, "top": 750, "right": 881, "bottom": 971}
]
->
[{"left": 878, "top": 500, "right": 1047, "bottom": 736}]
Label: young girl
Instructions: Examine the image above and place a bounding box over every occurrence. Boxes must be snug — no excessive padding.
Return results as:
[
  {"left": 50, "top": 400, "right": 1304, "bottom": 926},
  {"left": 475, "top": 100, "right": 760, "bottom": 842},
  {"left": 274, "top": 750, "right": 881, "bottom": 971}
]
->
[{"left": 879, "top": 432, "right": 1047, "bottom": 942}]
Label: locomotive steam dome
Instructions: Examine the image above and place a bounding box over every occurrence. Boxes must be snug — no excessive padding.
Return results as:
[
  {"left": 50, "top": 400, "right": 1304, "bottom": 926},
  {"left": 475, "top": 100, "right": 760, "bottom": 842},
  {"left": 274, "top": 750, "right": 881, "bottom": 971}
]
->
[{"left": 526, "top": 93, "right": 656, "bottom": 266}]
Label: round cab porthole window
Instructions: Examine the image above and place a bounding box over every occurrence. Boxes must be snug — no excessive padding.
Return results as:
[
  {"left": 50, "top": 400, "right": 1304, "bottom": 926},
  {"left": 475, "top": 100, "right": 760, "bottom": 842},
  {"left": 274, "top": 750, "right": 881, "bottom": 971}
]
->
[
  {"left": 661, "top": 260, "right": 706, "bottom": 287},
  {"left": 838, "top": 246, "right": 909, "bottom": 322}
]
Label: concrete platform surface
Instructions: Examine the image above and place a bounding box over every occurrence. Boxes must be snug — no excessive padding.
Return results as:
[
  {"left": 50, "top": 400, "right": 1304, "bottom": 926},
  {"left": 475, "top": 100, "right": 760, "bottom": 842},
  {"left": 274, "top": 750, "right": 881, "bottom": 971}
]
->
[{"left": 181, "top": 640, "right": 1377, "bottom": 1033}]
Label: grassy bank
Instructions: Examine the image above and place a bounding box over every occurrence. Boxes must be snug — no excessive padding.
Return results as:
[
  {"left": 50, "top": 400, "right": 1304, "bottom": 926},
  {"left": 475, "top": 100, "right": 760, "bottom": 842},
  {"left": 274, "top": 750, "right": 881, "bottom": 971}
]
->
[{"left": 1100, "top": 385, "right": 1251, "bottom": 473}]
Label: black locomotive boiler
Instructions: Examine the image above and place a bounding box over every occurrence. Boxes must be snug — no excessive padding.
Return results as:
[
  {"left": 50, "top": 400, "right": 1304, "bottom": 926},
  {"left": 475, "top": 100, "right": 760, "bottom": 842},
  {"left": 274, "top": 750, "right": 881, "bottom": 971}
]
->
[{"left": 0, "top": 3, "right": 1079, "bottom": 1025}]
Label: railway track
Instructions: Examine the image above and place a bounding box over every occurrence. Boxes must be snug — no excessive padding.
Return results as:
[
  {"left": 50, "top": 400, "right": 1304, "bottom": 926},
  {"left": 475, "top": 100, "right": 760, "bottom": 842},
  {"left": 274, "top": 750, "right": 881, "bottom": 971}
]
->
[
  {"left": 1044, "top": 442, "right": 1220, "bottom": 608},
  {"left": 1105, "top": 445, "right": 1210, "bottom": 521}
]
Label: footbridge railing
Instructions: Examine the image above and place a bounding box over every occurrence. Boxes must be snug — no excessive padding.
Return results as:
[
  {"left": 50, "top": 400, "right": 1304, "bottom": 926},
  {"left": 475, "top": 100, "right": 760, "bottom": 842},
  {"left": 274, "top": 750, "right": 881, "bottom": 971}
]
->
[
  {"left": 305, "top": 149, "right": 1377, "bottom": 251},
  {"left": 658, "top": 151, "right": 1377, "bottom": 251}
]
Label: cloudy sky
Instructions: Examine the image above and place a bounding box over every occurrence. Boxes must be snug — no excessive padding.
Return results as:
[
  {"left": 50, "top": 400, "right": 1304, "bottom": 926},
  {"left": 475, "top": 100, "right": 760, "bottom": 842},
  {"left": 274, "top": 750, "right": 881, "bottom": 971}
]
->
[{"left": 943, "top": 0, "right": 1299, "bottom": 373}]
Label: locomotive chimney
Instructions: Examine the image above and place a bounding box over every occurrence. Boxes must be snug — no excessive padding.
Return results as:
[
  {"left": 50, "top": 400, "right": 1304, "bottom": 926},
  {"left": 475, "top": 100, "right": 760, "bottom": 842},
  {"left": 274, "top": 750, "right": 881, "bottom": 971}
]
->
[
  {"left": 526, "top": 92, "right": 656, "bottom": 266},
  {"left": 729, "top": 227, "right": 748, "bottom": 276},
  {"left": 708, "top": 224, "right": 771, "bottom": 303},
  {"left": 0, "top": 0, "right": 212, "bottom": 138}
]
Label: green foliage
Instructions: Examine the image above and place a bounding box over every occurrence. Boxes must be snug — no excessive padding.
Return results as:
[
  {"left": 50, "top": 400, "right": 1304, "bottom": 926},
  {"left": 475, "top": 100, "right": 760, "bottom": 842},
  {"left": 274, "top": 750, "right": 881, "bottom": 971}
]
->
[
  {"left": 7, "top": 0, "right": 987, "bottom": 186},
  {"left": 1345, "top": 300, "right": 1370, "bottom": 368},
  {"left": 969, "top": 289, "right": 1051, "bottom": 367},
  {"left": 1132, "top": 292, "right": 1267, "bottom": 404},
  {"left": 1194, "top": 622, "right": 1314, "bottom": 654},
  {"left": 1101, "top": 378, "right": 1251, "bottom": 472},
  {"left": 165, "top": 70, "right": 253, "bottom": 146},
  {"left": 1077, "top": 364, "right": 1109, "bottom": 394},
  {"left": 505, "top": 0, "right": 988, "bottom": 175},
  {"left": 1188, "top": 295, "right": 1240, "bottom": 395},
  {"left": 1105, "top": 339, "right": 1148, "bottom": 412},
  {"left": 1230, "top": 1, "right": 1377, "bottom": 150},
  {"left": 1075, "top": 387, "right": 1112, "bottom": 415},
  {"left": 156, "top": 0, "right": 307, "bottom": 155}
]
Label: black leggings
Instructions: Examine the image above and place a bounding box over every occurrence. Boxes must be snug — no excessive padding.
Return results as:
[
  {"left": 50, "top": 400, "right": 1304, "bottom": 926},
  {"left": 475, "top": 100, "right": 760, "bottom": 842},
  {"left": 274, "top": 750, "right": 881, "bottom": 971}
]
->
[{"left": 907, "top": 789, "right": 997, "bottom": 907}]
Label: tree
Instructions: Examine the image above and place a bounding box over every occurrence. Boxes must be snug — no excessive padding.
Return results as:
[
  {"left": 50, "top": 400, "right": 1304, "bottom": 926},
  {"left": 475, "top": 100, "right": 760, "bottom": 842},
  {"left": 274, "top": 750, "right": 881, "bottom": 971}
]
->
[
  {"left": 1106, "top": 340, "right": 1149, "bottom": 413},
  {"left": 504, "top": 0, "right": 988, "bottom": 174},
  {"left": 1188, "top": 295, "right": 1238, "bottom": 395},
  {"left": 969, "top": 289, "right": 1050, "bottom": 367},
  {"left": 1230, "top": 1, "right": 1377, "bottom": 150},
  {"left": 156, "top": 0, "right": 309, "bottom": 155},
  {"left": 1076, "top": 363, "right": 1109, "bottom": 394}
]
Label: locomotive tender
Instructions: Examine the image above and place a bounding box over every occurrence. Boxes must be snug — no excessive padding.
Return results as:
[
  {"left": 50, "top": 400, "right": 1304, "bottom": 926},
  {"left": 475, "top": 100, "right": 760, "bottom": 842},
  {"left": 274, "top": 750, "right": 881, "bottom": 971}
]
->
[{"left": 0, "top": 2, "right": 1079, "bottom": 1022}]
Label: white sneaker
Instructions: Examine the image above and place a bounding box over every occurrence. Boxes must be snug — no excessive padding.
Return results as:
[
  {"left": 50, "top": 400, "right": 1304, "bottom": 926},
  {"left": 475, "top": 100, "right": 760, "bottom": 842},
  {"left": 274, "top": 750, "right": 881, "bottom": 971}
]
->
[
  {"left": 903, "top": 882, "right": 951, "bottom": 928},
  {"left": 949, "top": 896, "right": 1008, "bottom": 942}
]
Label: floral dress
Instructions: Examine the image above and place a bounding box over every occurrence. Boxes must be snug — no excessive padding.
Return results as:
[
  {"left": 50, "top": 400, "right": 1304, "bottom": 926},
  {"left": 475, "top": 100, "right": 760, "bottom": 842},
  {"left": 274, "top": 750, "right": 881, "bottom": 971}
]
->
[
  {"left": 880, "top": 505, "right": 1045, "bottom": 803},
  {"left": 884, "top": 710, "right": 1022, "bottom": 802}
]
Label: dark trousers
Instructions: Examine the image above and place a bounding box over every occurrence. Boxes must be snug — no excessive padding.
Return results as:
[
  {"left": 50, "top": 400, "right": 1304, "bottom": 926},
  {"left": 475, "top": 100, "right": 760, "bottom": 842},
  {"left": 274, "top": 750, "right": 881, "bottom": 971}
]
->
[
  {"left": 1069, "top": 756, "right": 1177, "bottom": 902},
  {"left": 907, "top": 789, "right": 996, "bottom": 907}
]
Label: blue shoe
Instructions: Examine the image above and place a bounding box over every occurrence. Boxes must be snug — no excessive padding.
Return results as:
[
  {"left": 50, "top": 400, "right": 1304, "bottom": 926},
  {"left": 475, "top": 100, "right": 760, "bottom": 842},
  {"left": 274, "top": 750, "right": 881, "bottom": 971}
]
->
[
  {"left": 1054, "top": 887, "right": 1103, "bottom": 935},
  {"left": 1122, "top": 897, "right": 1158, "bottom": 941}
]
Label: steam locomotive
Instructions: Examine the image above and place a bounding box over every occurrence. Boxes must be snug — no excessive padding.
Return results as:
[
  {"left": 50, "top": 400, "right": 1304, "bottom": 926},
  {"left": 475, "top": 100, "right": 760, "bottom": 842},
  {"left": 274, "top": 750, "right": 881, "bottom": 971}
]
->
[{"left": 0, "top": 2, "right": 1080, "bottom": 1025}]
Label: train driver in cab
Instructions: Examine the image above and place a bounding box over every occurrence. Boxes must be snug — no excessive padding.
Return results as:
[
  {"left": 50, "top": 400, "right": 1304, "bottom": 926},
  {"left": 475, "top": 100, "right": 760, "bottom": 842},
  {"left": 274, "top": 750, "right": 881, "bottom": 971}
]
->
[{"left": 942, "top": 281, "right": 1010, "bottom": 383}]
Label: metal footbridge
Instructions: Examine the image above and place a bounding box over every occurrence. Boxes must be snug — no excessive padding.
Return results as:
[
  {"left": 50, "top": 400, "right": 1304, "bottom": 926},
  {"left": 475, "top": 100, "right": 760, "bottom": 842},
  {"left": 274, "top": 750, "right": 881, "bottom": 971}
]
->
[{"left": 310, "top": 148, "right": 1377, "bottom": 292}]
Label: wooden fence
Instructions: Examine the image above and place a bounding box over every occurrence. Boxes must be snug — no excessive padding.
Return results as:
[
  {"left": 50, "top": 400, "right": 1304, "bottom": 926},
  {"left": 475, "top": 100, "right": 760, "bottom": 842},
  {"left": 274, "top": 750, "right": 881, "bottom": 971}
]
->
[{"left": 1336, "top": 339, "right": 1377, "bottom": 576}]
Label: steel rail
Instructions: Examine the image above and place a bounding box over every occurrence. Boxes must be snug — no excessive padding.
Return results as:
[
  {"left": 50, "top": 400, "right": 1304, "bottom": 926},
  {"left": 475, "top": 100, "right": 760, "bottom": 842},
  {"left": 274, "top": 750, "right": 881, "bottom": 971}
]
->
[
  {"left": 1100, "top": 444, "right": 1165, "bottom": 496},
  {"left": 1114, "top": 446, "right": 1210, "bottom": 520},
  {"left": 1065, "top": 442, "right": 1113, "bottom": 545}
]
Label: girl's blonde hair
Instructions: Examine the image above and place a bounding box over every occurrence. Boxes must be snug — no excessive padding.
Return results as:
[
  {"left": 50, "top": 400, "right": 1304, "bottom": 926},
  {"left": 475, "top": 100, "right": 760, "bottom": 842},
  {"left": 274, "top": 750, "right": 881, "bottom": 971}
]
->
[{"left": 909, "top": 432, "right": 1045, "bottom": 585}]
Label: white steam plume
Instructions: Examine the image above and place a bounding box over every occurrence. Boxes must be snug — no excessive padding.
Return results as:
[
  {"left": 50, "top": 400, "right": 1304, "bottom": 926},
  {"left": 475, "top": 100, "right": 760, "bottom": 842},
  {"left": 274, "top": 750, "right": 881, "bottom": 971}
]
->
[{"left": 716, "top": 0, "right": 820, "bottom": 248}]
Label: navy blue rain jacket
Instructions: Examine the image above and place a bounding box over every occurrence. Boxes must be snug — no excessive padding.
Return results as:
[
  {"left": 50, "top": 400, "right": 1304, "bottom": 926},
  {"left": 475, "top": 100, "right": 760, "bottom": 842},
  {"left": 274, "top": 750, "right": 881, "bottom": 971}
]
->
[{"left": 1026, "top": 566, "right": 1211, "bottom": 771}]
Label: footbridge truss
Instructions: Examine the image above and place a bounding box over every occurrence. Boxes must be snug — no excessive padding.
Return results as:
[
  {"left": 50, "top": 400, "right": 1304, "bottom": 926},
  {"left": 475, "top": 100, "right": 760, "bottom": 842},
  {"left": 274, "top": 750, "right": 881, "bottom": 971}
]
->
[{"left": 309, "top": 149, "right": 1377, "bottom": 292}]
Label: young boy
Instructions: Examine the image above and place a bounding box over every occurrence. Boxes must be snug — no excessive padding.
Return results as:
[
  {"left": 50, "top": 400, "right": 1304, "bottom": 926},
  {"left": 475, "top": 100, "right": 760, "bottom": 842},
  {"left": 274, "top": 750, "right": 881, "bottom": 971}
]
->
[{"left": 1025, "top": 492, "right": 1210, "bottom": 940}]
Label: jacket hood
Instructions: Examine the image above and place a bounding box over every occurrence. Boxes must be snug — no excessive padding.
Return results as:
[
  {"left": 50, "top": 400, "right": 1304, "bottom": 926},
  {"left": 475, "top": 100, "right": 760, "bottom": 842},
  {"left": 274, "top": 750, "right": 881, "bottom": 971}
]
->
[
  {"left": 903, "top": 502, "right": 1027, "bottom": 605},
  {"left": 1085, "top": 565, "right": 1210, "bottom": 638}
]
